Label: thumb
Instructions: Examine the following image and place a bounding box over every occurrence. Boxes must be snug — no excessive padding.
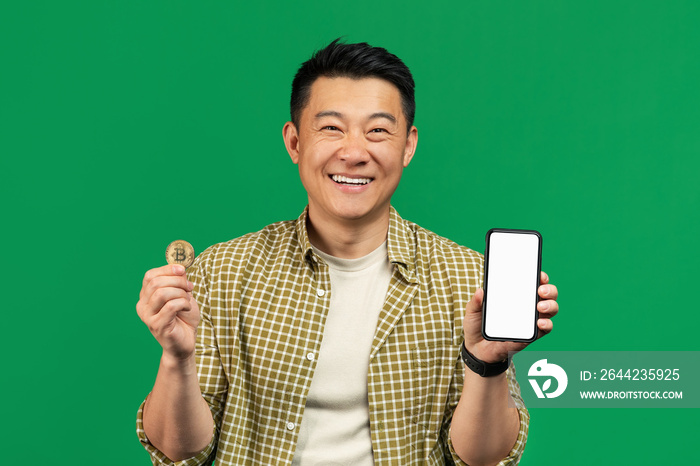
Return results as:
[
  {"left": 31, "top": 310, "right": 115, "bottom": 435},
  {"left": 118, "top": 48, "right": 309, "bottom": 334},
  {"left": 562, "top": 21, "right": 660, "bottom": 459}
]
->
[{"left": 466, "top": 288, "right": 484, "bottom": 316}]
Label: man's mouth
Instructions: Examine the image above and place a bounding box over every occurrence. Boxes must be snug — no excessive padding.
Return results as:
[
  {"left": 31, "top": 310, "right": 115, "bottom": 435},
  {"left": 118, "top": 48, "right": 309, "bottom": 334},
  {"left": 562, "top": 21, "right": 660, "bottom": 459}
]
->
[{"left": 330, "top": 175, "right": 373, "bottom": 186}]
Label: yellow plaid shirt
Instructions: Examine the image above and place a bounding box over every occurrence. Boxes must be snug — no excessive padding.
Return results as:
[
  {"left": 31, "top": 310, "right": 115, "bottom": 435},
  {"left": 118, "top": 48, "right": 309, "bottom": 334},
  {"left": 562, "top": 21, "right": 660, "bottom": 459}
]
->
[{"left": 137, "top": 207, "right": 528, "bottom": 465}]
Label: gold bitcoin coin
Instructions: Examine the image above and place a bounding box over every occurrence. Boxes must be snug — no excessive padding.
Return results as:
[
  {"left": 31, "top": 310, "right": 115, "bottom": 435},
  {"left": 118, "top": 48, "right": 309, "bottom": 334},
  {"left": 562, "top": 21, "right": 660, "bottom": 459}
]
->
[{"left": 165, "top": 240, "right": 195, "bottom": 269}]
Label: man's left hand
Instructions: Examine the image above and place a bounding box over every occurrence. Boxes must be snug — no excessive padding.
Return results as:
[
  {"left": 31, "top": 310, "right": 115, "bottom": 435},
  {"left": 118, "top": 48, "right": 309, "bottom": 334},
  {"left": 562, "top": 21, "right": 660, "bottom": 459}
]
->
[{"left": 462, "top": 271, "right": 559, "bottom": 363}]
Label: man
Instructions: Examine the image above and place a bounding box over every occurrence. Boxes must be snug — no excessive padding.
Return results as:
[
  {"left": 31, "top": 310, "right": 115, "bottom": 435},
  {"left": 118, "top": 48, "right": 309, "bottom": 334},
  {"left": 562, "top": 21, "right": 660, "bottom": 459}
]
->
[{"left": 136, "top": 39, "right": 559, "bottom": 465}]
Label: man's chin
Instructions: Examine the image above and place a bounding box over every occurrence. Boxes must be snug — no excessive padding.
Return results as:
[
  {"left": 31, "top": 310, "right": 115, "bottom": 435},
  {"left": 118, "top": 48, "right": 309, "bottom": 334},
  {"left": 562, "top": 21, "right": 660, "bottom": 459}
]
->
[
  {"left": 333, "top": 206, "right": 389, "bottom": 224},
  {"left": 311, "top": 203, "right": 388, "bottom": 225}
]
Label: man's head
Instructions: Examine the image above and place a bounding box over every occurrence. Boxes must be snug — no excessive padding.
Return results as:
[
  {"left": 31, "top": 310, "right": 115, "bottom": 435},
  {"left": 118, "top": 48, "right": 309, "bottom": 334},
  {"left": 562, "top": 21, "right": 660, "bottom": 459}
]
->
[
  {"left": 282, "top": 40, "right": 418, "bottom": 246},
  {"left": 290, "top": 38, "right": 416, "bottom": 132}
]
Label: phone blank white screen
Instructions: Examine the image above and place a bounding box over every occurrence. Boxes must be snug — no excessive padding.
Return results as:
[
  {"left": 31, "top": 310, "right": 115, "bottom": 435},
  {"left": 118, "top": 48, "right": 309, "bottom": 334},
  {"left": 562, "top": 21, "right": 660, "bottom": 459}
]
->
[{"left": 484, "top": 232, "right": 539, "bottom": 340}]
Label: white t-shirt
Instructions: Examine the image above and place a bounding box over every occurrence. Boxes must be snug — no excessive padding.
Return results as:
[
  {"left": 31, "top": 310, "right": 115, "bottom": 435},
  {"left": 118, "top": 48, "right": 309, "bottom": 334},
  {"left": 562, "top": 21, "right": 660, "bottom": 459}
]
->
[{"left": 292, "top": 242, "right": 393, "bottom": 466}]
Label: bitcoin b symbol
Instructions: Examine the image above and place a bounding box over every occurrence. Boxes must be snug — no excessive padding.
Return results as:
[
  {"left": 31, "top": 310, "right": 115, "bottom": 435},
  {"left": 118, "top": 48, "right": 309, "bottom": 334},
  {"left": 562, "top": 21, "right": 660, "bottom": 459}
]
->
[{"left": 174, "top": 247, "right": 186, "bottom": 262}]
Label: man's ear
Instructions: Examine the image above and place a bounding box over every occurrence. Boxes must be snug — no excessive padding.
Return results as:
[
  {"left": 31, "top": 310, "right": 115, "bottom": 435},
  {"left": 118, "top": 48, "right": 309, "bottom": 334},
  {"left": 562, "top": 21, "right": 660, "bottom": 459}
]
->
[
  {"left": 283, "top": 121, "right": 300, "bottom": 164},
  {"left": 402, "top": 125, "right": 418, "bottom": 168}
]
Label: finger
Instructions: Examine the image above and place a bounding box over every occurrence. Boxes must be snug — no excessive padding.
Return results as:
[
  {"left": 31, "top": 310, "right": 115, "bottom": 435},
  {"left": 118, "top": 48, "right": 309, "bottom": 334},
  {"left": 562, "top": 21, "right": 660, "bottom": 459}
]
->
[
  {"left": 140, "top": 265, "right": 190, "bottom": 301},
  {"left": 537, "top": 299, "right": 559, "bottom": 317},
  {"left": 540, "top": 271, "right": 549, "bottom": 285},
  {"left": 142, "top": 264, "right": 187, "bottom": 287},
  {"left": 538, "top": 283, "right": 558, "bottom": 300},
  {"left": 465, "top": 288, "right": 484, "bottom": 315},
  {"left": 151, "top": 296, "right": 192, "bottom": 327},
  {"left": 145, "top": 287, "right": 191, "bottom": 317},
  {"left": 537, "top": 317, "right": 553, "bottom": 336},
  {"left": 144, "top": 275, "right": 194, "bottom": 299}
]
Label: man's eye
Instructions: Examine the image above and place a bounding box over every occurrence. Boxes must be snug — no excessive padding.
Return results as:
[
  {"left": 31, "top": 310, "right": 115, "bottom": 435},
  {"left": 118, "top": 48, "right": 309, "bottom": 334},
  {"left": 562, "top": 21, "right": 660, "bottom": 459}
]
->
[
  {"left": 369, "top": 128, "right": 388, "bottom": 133},
  {"left": 322, "top": 126, "right": 339, "bottom": 131}
]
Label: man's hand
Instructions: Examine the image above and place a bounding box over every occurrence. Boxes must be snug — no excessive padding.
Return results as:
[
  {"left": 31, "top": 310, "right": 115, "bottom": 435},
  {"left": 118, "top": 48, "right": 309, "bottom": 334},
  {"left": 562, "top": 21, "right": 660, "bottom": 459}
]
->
[
  {"left": 136, "top": 264, "right": 200, "bottom": 361},
  {"left": 463, "top": 271, "right": 559, "bottom": 363},
  {"left": 137, "top": 264, "right": 213, "bottom": 460},
  {"left": 451, "top": 272, "right": 557, "bottom": 464}
]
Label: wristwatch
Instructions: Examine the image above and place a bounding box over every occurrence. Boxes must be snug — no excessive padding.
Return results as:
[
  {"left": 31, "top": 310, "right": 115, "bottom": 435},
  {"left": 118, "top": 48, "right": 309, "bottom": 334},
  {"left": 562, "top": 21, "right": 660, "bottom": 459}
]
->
[{"left": 461, "top": 342, "right": 509, "bottom": 377}]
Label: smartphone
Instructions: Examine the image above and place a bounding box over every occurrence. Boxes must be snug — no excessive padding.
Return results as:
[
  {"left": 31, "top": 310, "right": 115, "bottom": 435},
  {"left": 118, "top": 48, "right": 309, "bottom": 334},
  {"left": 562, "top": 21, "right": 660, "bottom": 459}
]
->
[{"left": 482, "top": 229, "right": 542, "bottom": 342}]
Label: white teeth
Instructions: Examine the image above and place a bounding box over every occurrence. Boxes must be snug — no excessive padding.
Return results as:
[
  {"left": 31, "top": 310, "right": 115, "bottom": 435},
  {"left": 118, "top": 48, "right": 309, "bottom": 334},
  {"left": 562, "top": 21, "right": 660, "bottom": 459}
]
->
[{"left": 331, "top": 175, "right": 371, "bottom": 185}]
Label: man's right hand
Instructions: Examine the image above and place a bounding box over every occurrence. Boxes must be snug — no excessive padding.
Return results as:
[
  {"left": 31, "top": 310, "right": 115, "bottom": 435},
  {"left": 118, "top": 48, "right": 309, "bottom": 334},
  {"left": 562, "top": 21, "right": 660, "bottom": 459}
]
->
[
  {"left": 137, "top": 264, "right": 213, "bottom": 461},
  {"left": 136, "top": 264, "right": 200, "bottom": 361}
]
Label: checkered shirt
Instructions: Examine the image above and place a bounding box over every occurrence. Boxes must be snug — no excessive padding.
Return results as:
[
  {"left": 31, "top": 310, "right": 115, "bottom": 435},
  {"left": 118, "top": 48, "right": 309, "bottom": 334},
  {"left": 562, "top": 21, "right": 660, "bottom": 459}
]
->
[{"left": 136, "top": 206, "right": 529, "bottom": 465}]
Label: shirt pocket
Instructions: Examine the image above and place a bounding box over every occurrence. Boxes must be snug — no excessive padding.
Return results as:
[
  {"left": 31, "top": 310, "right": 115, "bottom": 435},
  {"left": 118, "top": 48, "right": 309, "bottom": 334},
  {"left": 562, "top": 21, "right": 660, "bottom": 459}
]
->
[{"left": 410, "top": 344, "right": 450, "bottom": 436}]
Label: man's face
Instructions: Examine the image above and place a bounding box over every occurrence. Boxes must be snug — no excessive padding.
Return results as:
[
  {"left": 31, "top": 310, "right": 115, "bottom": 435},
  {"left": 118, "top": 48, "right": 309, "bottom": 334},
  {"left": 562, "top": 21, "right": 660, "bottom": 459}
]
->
[{"left": 283, "top": 76, "right": 417, "bottom": 229}]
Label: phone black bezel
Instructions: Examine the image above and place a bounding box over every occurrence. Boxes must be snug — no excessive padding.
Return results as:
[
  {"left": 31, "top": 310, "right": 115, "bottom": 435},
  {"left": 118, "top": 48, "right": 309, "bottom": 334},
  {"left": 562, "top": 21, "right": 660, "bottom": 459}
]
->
[{"left": 481, "top": 228, "right": 542, "bottom": 343}]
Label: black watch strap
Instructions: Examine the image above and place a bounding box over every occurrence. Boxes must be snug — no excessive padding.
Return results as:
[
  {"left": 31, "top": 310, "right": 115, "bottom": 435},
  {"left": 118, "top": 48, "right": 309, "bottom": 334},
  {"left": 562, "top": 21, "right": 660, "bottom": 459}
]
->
[{"left": 461, "top": 343, "right": 509, "bottom": 377}]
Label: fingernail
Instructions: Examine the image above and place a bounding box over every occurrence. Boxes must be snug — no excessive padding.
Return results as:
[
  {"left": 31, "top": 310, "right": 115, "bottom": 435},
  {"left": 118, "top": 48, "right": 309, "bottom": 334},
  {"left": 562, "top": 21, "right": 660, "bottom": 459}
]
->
[{"left": 173, "top": 264, "right": 185, "bottom": 273}]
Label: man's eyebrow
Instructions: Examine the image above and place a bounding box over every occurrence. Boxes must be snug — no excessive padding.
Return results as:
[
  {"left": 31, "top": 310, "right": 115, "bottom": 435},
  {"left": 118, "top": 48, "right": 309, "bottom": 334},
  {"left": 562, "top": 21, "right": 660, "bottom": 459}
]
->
[
  {"left": 314, "top": 110, "right": 343, "bottom": 119},
  {"left": 368, "top": 112, "right": 397, "bottom": 124}
]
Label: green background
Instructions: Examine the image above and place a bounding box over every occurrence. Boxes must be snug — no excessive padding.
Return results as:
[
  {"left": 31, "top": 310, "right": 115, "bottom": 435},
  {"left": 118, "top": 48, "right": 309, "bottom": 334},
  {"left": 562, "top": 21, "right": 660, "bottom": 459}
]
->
[{"left": 2, "top": 1, "right": 698, "bottom": 464}]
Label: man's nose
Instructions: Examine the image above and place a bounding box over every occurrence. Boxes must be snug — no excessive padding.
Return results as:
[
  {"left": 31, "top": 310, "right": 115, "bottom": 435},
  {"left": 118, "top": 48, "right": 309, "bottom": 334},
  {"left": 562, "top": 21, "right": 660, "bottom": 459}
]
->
[{"left": 338, "top": 132, "right": 370, "bottom": 164}]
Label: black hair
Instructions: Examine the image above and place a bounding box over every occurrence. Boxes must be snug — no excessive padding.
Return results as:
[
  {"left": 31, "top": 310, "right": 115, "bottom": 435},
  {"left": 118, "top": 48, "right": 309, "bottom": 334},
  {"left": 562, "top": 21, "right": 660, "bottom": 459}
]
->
[{"left": 290, "top": 38, "right": 415, "bottom": 131}]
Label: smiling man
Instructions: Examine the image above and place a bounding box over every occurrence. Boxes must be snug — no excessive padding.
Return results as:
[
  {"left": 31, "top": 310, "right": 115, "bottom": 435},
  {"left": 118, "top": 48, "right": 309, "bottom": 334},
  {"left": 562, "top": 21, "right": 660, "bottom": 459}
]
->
[
  {"left": 136, "top": 39, "right": 558, "bottom": 466},
  {"left": 283, "top": 75, "right": 417, "bottom": 259}
]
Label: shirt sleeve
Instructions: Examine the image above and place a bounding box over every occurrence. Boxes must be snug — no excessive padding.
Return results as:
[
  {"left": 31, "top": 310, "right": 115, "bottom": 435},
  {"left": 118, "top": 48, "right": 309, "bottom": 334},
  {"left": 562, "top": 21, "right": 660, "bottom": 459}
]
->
[
  {"left": 135, "top": 256, "right": 228, "bottom": 465},
  {"left": 445, "top": 362, "right": 530, "bottom": 465},
  {"left": 135, "top": 398, "right": 217, "bottom": 466}
]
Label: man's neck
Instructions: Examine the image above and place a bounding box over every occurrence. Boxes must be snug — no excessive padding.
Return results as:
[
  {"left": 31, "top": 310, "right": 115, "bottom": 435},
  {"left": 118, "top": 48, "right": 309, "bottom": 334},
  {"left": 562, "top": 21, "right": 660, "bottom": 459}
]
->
[{"left": 306, "top": 207, "right": 390, "bottom": 259}]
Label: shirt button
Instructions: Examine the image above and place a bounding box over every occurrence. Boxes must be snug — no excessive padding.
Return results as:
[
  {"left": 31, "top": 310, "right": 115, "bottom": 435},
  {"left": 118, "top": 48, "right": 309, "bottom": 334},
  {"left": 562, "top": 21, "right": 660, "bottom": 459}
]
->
[
  {"left": 316, "top": 289, "right": 326, "bottom": 297},
  {"left": 286, "top": 421, "right": 296, "bottom": 431},
  {"left": 306, "top": 352, "right": 315, "bottom": 361}
]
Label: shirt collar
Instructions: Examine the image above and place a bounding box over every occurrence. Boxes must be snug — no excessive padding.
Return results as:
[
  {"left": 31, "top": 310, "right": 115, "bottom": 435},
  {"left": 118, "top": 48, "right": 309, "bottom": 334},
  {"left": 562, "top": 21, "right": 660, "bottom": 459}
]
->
[
  {"left": 295, "top": 206, "right": 316, "bottom": 268},
  {"left": 295, "top": 206, "right": 417, "bottom": 284},
  {"left": 387, "top": 206, "right": 418, "bottom": 284}
]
